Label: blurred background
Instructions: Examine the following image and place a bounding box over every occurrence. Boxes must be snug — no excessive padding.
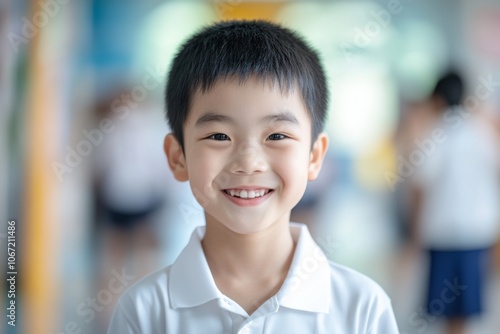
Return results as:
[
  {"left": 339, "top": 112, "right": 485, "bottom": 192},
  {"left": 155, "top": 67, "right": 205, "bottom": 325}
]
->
[{"left": 2, "top": 0, "right": 500, "bottom": 333}]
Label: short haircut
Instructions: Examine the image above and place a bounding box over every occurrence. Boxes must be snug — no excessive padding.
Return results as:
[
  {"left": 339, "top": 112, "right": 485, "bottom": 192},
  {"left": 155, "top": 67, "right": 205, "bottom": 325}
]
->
[
  {"left": 432, "top": 71, "right": 464, "bottom": 107},
  {"left": 165, "top": 20, "right": 328, "bottom": 151}
]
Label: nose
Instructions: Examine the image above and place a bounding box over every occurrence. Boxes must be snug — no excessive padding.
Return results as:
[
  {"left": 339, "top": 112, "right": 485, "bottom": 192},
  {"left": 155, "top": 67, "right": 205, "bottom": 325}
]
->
[{"left": 228, "top": 141, "right": 268, "bottom": 175}]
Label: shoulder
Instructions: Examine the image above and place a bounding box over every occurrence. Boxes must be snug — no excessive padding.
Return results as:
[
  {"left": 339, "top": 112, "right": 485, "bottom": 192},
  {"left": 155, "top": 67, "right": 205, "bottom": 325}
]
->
[
  {"left": 325, "top": 261, "right": 399, "bottom": 333},
  {"left": 327, "top": 261, "right": 391, "bottom": 306},
  {"left": 107, "top": 266, "right": 172, "bottom": 334},
  {"left": 119, "top": 265, "right": 172, "bottom": 308}
]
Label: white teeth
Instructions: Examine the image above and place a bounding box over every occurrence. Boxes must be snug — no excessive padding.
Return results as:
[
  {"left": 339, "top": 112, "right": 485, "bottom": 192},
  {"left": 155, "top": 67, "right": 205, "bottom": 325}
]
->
[{"left": 225, "top": 189, "right": 270, "bottom": 198}]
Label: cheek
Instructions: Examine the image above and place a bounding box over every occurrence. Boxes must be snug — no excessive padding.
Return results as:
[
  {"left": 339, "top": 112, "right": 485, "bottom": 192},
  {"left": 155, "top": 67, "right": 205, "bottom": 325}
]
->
[
  {"left": 273, "top": 146, "right": 311, "bottom": 188},
  {"left": 187, "top": 148, "right": 227, "bottom": 192}
]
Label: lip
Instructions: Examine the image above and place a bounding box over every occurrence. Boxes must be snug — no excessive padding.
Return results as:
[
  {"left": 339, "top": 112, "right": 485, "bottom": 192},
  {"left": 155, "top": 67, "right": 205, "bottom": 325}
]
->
[
  {"left": 221, "top": 188, "right": 274, "bottom": 207},
  {"left": 224, "top": 186, "right": 272, "bottom": 191}
]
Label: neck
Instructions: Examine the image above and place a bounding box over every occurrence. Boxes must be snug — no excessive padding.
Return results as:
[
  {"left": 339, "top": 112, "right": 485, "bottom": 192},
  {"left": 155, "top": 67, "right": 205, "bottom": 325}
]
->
[{"left": 201, "top": 217, "right": 295, "bottom": 281}]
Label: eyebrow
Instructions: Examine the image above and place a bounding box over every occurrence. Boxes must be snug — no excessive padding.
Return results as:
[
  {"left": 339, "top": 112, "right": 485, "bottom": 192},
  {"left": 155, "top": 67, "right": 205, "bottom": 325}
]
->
[
  {"left": 195, "top": 112, "right": 235, "bottom": 127},
  {"left": 262, "top": 112, "right": 299, "bottom": 126},
  {"left": 194, "top": 111, "right": 300, "bottom": 127}
]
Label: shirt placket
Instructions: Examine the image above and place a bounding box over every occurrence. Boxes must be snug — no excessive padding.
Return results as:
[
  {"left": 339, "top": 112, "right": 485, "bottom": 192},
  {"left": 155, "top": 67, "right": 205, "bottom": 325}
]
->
[{"left": 236, "top": 296, "right": 279, "bottom": 334}]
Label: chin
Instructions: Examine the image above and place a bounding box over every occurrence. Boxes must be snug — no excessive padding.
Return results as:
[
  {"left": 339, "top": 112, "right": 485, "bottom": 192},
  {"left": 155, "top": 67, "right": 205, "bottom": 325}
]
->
[{"left": 219, "top": 217, "right": 276, "bottom": 235}]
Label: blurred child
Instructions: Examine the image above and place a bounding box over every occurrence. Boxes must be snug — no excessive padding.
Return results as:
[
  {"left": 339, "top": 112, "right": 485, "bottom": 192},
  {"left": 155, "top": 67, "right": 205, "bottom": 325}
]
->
[{"left": 409, "top": 72, "right": 500, "bottom": 334}]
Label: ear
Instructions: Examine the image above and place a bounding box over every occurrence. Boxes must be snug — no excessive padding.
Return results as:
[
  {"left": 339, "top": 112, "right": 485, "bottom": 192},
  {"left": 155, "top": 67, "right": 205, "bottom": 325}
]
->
[
  {"left": 164, "top": 134, "right": 189, "bottom": 182},
  {"left": 308, "top": 132, "right": 329, "bottom": 181}
]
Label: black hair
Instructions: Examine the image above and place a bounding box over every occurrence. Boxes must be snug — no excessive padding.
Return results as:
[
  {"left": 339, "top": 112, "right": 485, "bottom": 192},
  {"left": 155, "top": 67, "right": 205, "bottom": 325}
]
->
[
  {"left": 165, "top": 20, "right": 328, "bottom": 151},
  {"left": 432, "top": 71, "right": 464, "bottom": 107}
]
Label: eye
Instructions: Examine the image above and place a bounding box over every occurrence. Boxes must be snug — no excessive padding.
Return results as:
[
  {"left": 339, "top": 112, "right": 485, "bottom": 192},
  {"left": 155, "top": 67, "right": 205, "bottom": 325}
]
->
[
  {"left": 207, "top": 133, "right": 230, "bottom": 141},
  {"left": 268, "top": 133, "right": 287, "bottom": 141}
]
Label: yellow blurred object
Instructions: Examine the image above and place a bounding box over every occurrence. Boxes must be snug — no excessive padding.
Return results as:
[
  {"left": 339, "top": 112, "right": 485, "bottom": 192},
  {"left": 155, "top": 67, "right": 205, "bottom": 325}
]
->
[
  {"left": 22, "top": 0, "right": 60, "bottom": 332},
  {"left": 354, "top": 136, "right": 397, "bottom": 190},
  {"left": 214, "top": 1, "right": 285, "bottom": 21}
]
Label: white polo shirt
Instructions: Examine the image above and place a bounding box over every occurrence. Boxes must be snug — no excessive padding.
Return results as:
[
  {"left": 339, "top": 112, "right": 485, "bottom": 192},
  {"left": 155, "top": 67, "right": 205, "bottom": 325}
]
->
[
  {"left": 108, "top": 223, "right": 399, "bottom": 334},
  {"left": 412, "top": 113, "right": 500, "bottom": 249}
]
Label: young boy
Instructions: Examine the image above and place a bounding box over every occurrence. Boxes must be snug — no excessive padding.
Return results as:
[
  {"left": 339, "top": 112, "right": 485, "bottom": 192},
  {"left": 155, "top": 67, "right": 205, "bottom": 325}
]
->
[{"left": 108, "top": 20, "right": 399, "bottom": 334}]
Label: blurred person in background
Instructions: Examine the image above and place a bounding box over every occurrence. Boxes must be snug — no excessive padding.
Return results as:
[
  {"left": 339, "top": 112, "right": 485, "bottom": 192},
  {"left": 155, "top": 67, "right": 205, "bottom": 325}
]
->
[
  {"left": 92, "top": 88, "right": 169, "bottom": 327},
  {"left": 408, "top": 71, "right": 500, "bottom": 334},
  {"left": 394, "top": 89, "right": 441, "bottom": 245}
]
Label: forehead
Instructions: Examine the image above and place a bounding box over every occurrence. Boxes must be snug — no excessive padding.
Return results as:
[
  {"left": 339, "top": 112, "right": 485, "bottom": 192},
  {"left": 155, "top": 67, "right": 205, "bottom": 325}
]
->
[{"left": 186, "top": 76, "right": 310, "bottom": 126}]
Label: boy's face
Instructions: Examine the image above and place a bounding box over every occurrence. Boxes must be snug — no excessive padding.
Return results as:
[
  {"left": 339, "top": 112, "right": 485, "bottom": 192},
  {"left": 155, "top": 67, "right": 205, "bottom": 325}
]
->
[{"left": 165, "top": 77, "right": 328, "bottom": 235}]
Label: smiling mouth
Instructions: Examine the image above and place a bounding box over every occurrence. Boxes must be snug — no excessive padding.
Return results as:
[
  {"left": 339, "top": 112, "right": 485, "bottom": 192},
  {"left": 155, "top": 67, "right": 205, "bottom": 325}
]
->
[{"left": 223, "top": 189, "right": 273, "bottom": 199}]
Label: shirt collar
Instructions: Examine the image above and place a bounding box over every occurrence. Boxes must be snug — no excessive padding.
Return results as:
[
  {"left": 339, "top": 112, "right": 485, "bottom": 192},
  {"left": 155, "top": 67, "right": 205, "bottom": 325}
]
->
[
  {"left": 169, "top": 223, "right": 331, "bottom": 314},
  {"left": 169, "top": 226, "right": 222, "bottom": 308},
  {"left": 277, "top": 223, "right": 331, "bottom": 314}
]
